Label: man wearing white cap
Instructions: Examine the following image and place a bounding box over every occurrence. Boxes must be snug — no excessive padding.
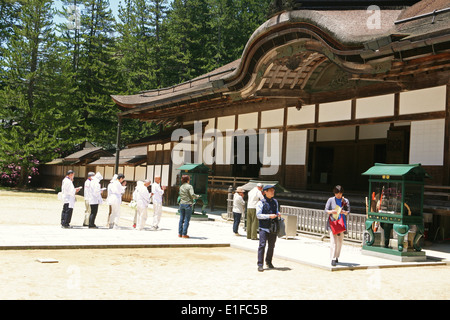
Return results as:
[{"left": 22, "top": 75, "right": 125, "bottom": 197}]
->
[{"left": 246, "top": 183, "right": 263, "bottom": 240}]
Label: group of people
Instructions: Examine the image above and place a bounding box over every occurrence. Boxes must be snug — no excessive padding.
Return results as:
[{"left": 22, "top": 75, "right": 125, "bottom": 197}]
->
[
  {"left": 232, "top": 183, "right": 351, "bottom": 269},
  {"left": 61, "top": 169, "right": 351, "bottom": 269},
  {"left": 59, "top": 170, "right": 165, "bottom": 231}
]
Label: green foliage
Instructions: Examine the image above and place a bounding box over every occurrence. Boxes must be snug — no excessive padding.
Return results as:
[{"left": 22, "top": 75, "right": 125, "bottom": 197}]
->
[{"left": 0, "top": 0, "right": 271, "bottom": 186}]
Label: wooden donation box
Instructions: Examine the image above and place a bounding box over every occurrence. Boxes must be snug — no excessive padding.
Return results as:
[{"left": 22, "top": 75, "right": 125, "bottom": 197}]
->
[
  {"left": 361, "top": 163, "right": 429, "bottom": 261},
  {"left": 177, "top": 163, "right": 211, "bottom": 215}
]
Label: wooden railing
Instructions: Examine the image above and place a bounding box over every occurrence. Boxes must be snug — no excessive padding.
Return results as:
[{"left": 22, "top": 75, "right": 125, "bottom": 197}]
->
[{"left": 208, "top": 176, "right": 253, "bottom": 188}]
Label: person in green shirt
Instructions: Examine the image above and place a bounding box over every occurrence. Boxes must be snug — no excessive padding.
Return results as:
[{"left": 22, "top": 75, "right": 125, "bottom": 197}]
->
[{"left": 178, "top": 175, "right": 199, "bottom": 238}]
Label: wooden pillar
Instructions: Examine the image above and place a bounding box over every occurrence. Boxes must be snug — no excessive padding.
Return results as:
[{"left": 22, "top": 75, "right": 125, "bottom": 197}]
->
[
  {"left": 280, "top": 104, "right": 288, "bottom": 186},
  {"left": 114, "top": 115, "right": 122, "bottom": 174},
  {"left": 443, "top": 83, "right": 450, "bottom": 185}
]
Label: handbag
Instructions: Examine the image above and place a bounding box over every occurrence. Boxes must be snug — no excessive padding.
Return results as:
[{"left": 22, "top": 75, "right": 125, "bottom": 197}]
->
[
  {"left": 277, "top": 218, "right": 286, "bottom": 238},
  {"left": 269, "top": 218, "right": 279, "bottom": 235},
  {"left": 329, "top": 214, "right": 346, "bottom": 235}
]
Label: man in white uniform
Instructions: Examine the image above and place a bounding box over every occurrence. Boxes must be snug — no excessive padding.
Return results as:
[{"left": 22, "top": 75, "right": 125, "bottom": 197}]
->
[
  {"left": 61, "top": 170, "right": 81, "bottom": 228},
  {"left": 88, "top": 172, "right": 103, "bottom": 228},
  {"left": 83, "top": 172, "right": 95, "bottom": 226},
  {"left": 135, "top": 180, "right": 151, "bottom": 230},
  {"left": 151, "top": 176, "right": 165, "bottom": 230},
  {"left": 107, "top": 173, "right": 126, "bottom": 229}
]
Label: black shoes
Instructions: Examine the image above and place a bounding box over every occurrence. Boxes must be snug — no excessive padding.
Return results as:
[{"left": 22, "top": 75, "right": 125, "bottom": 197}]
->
[{"left": 258, "top": 262, "right": 275, "bottom": 272}]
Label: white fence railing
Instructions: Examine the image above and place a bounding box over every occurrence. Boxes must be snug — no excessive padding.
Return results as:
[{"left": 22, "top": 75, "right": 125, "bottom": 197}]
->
[{"left": 227, "top": 197, "right": 367, "bottom": 243}]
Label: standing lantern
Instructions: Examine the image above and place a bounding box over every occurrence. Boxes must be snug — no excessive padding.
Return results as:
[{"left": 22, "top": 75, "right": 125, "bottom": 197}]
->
[
  {"left": 177, "top": 163, "right": 211, "bottom": 216},
  {"left": 361, "top": 163, "right": 430, "bottom": 261}
]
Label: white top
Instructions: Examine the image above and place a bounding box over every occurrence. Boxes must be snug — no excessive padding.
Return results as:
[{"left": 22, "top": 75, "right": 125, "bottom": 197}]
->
[
  {"left": 135, "top": 181, "right": 151, "bottom": 208},
  {"left": 247, "top": 187, "right": 263, "bottom": 209},
  {"left": 151, "top": 182, "right": 164, "bottom": 203},
  {"left": 84, "top": 178, "right": 92, "bottom": 200},
  {"left": 232, "top": 193, "right": 246, "bottom": 214},
  {"left": 107, "top": 180, "right": 125, "bottom": 205},
  {"left": 88, "top": 175, "right": 103, "bottom": 205},
  {"left": 62, "top": 177, "right": 76, "bottom": 208}
]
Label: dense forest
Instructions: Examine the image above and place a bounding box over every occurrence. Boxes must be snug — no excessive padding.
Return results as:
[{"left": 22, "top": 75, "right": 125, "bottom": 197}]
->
[{"left": 0, "top": 0, "right": 271, "bottom": 186}]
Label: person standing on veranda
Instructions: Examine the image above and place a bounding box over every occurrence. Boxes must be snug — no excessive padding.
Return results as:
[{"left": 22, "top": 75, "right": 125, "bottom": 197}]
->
[
  {"left": 247, "top": 183, "right": 263, "bottom": 240},
  {"left": 151, "top": 176, "right": 166, "bottom": 230},
  {"left": 83, "top": 172, "right": 95, "bottom": 226}
]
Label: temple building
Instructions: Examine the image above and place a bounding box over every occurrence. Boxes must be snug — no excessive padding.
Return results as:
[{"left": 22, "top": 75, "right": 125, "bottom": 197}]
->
[{"left": 111, "top": 0, "right": 449, "bottom": 235}]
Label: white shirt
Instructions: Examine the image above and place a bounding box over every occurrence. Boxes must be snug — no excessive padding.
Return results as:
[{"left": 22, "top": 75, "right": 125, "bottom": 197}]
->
[
  {"left": 88, "top": 177, "right": 103, "bottom": 205},
  {"left": 247, "top": 187, "right": 263, "bottom": 209},
  {"left": 107, "top": 180, "right": 125, "bottom": 205},
  {"left": 134, "top": 181, "right": 151, "bottom": 208},
  {"left": 151, "top": 182, "right": 164, "bottom": 203},
  {"left": 84, "top": 178, "right": 92, "bottom": 201},
  {"left": 232, "top": 193, "right": 246, "bottom": 214},
  {"left": 62, "top": 176, "right": 76, "bottom": 208}
]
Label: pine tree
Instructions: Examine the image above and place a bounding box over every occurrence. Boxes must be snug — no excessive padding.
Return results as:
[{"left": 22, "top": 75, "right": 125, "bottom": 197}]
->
[{"left": 0, "top": 0, "right": 79, "bottom": 186}]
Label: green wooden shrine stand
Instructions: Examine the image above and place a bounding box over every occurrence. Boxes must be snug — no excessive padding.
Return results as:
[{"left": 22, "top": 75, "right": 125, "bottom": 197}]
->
[{"left": 361, "top": 163, "right": 429, "bottom": 262}]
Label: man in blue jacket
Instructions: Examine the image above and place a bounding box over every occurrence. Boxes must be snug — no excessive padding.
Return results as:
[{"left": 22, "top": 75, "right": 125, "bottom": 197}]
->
[{"left": 256, "top": 185, "right": 281, "bottom": 272}]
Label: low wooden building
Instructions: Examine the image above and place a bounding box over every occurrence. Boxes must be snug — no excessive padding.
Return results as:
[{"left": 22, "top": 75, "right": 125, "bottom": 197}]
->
[
  {"left": 39, "top": 146, "right": 113, "bottom": 189},
  {"left": 111, "top": 0, "right": 450, "bottom": 236}
]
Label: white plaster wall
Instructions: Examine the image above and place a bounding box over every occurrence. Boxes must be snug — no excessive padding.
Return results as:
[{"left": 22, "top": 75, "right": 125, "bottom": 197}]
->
[
  {"left": 400, "top": 86, "right": 446, "bottom": 115},
  {"left": 286, "top": 130, "right": 307, "bottom": 165},
  {"left": 287, "top": 105, "right": 315, "bottom": 125},
  {"left": 261, "top": 109, "right": 284, "bottom": 128},
  {"left": 104, "top": 166, "right": 114, "bottom": 180},
  {"left": 409, "top": 119, "right": 445, "bottom": 165},
  {"left": 356, "top": 94, "right": 394, "bottom": 119},
  {"left": 238, "top": 112, "right": 258, "bottom": 130},
  {"left": 135, "top": 166, "right": 147, "bottom": 181},
  {"left": 319, "top": 100, "right": 352, "bottom": 123}
]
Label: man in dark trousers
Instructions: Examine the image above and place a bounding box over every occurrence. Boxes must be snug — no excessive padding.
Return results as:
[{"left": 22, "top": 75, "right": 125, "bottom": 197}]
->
[{"left": 256, "top": 185, "right": 281, "bottom": 272}]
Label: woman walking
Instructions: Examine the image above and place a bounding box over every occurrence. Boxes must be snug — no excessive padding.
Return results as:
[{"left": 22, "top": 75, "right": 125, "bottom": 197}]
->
[
  {"left": 178, "top": 175, "right": 199, "bottom": 238},
  {"left": 325, "top": 185, "right": 350, "bottom": 266}
]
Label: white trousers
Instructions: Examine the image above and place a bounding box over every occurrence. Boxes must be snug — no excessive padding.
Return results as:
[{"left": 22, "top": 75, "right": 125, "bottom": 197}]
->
[
  {"left": 136, "top": 206, "right": 148, "bottom": 230},
  {"left": 84, "top": 200, "right": 91, "bottom": 225},
  {"left": 329, "top": 230, "right": 344, "bottom": 260},
  {"left": 109, "top": 203, "right": 121, "bottom": 228},
  {"left": 152, "top": 202, "right": 162, "bottom": 228}
]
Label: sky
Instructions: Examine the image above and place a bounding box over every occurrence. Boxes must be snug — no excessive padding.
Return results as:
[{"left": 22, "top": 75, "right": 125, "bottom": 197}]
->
[{"left": 52, "top": 0, "right": 122, "bottom": 25}]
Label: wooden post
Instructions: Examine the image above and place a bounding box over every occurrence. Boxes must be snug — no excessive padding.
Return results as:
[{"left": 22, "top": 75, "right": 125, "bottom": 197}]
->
[{"left": 114, "top": 115, "right": 122, "bottom": 174}]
